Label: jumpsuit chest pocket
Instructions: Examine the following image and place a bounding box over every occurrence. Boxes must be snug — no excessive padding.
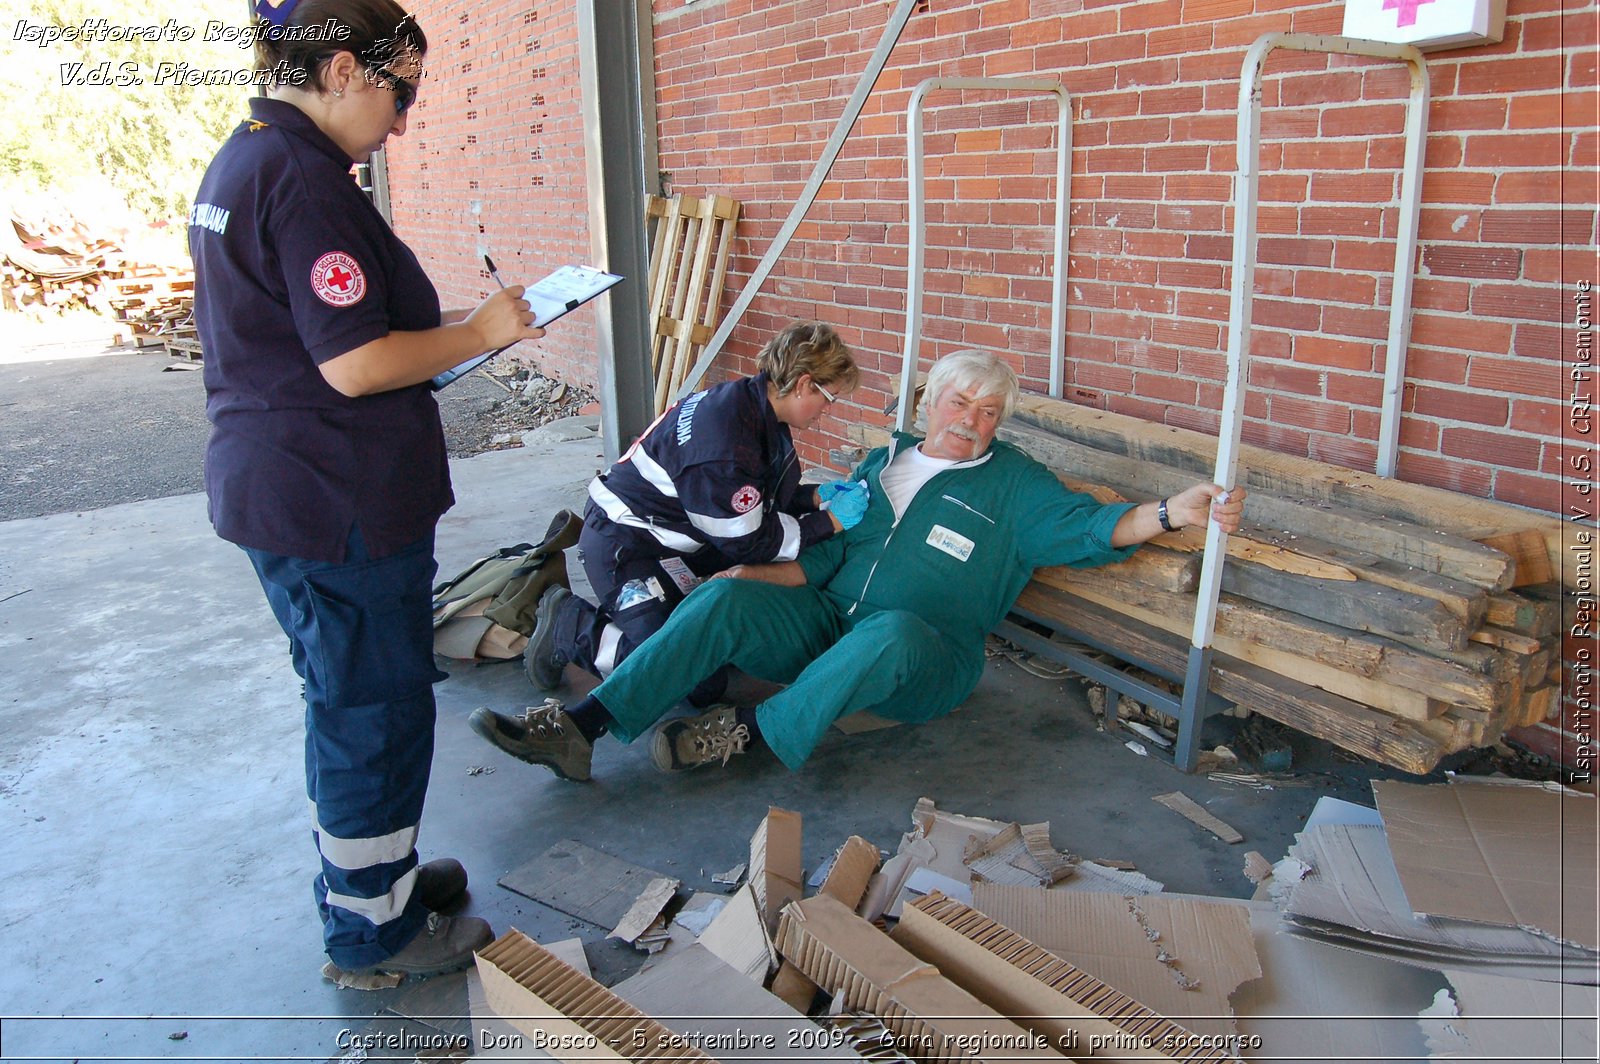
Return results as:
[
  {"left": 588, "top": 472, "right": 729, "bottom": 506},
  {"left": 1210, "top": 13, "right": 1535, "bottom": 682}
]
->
[{"left": 918, "top": 494, "right": 996, "bottom": 567}]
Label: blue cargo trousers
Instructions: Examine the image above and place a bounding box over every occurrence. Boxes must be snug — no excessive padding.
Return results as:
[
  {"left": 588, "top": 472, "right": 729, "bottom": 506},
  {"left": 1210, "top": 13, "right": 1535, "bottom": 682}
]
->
[{"left": 243, "top": 526, "right": 447, "bottom": 968}]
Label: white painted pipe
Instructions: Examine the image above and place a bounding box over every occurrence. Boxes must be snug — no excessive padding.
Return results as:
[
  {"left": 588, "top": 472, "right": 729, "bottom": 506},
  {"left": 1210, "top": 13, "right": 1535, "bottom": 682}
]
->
[{"left": 898, "top": 77, "right": 1073, "bottom": 432}]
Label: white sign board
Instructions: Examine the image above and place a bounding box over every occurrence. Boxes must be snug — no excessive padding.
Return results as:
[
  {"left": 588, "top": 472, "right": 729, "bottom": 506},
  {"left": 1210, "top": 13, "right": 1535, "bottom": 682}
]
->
[{"left": 1343, "top": 0, "right": 1507, "bottom": 51}]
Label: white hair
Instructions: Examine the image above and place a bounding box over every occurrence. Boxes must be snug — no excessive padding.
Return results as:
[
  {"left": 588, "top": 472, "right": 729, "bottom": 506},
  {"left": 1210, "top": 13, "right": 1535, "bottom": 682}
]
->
[{"left": 920, "top": 349, "right": 1020, "bottom": 423}]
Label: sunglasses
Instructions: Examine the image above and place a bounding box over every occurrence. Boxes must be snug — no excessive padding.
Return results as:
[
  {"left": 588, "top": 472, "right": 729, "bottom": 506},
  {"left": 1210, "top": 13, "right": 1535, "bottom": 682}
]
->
[
  {"left": 814, "top": 379, "right": 837, "bottom": 404},
  {"left": 367, "top": 66, "right": 418, "bottom": 114}
]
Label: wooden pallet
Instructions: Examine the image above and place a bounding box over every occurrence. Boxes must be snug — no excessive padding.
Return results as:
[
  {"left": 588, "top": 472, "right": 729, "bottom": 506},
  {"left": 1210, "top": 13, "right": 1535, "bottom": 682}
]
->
[{"left": 645, "top": 193, "right": 740, "bottom": 415}]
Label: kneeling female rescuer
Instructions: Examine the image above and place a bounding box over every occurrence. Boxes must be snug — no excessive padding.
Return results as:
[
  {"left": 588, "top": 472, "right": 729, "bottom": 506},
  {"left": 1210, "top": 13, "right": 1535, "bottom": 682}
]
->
[{"left": 470, "top": 321, "right": 869, "bottom": 776}]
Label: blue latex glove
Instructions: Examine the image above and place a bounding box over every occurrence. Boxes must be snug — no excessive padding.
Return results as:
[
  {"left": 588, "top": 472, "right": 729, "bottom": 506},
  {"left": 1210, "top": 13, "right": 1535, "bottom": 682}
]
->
[
  {"left": 825, "top": 480, "right": 870, "bottom": 529},
  {"left": 815, "top": 480, "right": 853, "bottom": 506}
]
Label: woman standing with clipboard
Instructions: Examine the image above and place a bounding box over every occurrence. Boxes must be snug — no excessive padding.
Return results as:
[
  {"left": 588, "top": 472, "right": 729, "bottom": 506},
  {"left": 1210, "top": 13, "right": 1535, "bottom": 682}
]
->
[{"left": 188, "top": 0, "right": 541, "bottom": 981}]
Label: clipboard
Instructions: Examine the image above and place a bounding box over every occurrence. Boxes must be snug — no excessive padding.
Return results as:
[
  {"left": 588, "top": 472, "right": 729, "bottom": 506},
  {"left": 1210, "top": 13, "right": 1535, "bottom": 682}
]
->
[{"left": 430, "top": 265, "right": 623, "bottom": 390}]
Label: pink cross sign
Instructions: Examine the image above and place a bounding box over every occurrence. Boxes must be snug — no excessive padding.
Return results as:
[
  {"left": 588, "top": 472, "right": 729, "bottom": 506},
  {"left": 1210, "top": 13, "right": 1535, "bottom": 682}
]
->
[
  {"left": 1343, "top": 0, "right": 1505, "bottom": 50},
  {"left": 1382, "top": 0, "right": 1438, "bottom": 27}
]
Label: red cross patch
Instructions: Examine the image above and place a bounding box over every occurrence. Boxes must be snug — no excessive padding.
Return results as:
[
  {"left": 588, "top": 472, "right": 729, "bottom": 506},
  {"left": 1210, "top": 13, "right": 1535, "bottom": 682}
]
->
[
  {"left": 310, "top": 251, "right": 366, "bottom": 308},
  {"left": 730, "top": 485, "right": 761, "bottom": 513}
]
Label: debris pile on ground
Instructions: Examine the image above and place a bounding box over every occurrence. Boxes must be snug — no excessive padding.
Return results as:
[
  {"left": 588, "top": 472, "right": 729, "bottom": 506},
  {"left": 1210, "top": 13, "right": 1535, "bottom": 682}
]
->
[
  {"left": 443, "top": 364, "right": 598, "bottom": 457},
  {"left": 460, "top": 783, "right": 1596, "bottom": 1062},
  {"left": 2, "top": 200, "right": 193, "bottom": 339}
]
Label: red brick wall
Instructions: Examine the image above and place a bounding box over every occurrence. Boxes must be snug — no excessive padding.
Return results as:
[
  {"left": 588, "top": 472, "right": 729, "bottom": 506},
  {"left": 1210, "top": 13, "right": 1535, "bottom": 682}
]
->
[
  {"left": 389, "top": 0, "right": 1597, "bottom": 765},
  {"left": 385, "top": 2, "right": 598, "bottom": 385},
  {"left": 648, "top": 0, "right": 1593, "bottom": 511}
]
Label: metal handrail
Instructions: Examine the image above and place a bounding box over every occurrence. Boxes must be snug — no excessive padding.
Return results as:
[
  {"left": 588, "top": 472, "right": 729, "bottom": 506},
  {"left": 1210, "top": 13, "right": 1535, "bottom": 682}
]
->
[
  {"left": 895, "top": 77, "right": 1073, "bottom": 431},
  {"left": 1181, "top": 33, "right": 1431, "bottom": 762}
]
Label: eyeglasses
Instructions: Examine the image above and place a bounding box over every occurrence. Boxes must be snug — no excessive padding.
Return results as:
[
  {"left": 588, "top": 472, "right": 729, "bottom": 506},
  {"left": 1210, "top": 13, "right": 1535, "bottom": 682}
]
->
[
  {"left": 814, "top": 380, "right": 837, "bottom": 404},
  {"left": 367, "top": 66, "right": 418, "bottom": 114}
]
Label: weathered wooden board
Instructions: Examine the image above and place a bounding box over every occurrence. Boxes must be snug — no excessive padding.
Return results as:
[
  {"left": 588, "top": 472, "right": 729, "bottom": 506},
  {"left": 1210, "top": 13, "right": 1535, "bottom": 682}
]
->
[
  {"left": 1011, "top": 395, "right": 1571, "bottom": 587},
  {"left": 1002, "top": 421, "right": 1515, "bottom": 592},
  {"left": 1014, "top": 583, "right": 1448, "bottom": 773}
]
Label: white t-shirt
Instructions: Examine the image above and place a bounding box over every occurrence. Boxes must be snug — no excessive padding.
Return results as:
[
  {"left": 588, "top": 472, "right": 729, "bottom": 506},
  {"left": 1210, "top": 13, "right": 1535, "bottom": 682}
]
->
[{"left": 879, "top": 444, "right": 959, "bottom": 520}]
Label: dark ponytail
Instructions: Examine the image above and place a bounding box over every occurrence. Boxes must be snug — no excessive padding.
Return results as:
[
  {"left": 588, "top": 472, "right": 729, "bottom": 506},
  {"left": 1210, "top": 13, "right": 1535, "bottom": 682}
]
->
[{"left": 252, "top": 0, "right": 427, "bottom": 92}]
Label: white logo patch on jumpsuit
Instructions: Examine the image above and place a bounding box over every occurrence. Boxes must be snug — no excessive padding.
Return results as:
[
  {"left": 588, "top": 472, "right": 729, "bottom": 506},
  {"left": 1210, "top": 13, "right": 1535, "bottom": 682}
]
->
[{"left": 926, "top": 524, "right": 974, "bottom": 562}]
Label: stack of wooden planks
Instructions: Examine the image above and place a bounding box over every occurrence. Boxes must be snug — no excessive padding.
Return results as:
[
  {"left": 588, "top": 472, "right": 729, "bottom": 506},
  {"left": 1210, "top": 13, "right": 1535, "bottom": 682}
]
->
[
  {"left": 2, "top": 204, "right": 195, "bottom": 333},
  {"left": 998, "top": 395, "right": 1571, "bottom": 775},
  {"left": 108, "top": 270, "right": 195, "bottom": 348}
]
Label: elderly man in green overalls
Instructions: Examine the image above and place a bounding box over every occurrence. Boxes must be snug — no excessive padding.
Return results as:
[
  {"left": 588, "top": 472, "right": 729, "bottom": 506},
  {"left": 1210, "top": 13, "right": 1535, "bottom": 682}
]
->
[{"left": 470, "top": 349, "right": 1245, "bottom": 780}]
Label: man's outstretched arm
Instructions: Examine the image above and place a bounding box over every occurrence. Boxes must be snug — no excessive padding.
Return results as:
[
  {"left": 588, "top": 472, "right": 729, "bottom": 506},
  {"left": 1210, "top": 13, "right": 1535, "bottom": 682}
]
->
[{"left": 1110, "top": 482, "right": 1246, "bottom": 548}]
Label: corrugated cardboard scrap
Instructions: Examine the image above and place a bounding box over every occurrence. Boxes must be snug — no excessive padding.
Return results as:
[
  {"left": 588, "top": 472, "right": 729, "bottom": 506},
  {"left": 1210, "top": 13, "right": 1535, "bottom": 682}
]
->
[
  {"left": 613, "top": 942, "right": 866, "bottom": 1061},
  {"left": 894, "top": 892, "right": 1244, "bottom": 1064},
  {"left": 609, "top": 876, "right": 681, "bottom": 945},
  {"left": 774, "top": 893, "right": 1066, "bottom": 1064},
  {"left": 971, "top": 883, "right": 1262, "bottom": 1041},
  {"left": 473, "top": 929, "right": 719, "bottom": 1063}
]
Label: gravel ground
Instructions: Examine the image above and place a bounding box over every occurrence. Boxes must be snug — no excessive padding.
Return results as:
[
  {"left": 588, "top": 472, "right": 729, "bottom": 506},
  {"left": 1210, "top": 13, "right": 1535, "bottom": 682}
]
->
[{"left": 0, "top": 323, "right": 590, "bottom": 522}]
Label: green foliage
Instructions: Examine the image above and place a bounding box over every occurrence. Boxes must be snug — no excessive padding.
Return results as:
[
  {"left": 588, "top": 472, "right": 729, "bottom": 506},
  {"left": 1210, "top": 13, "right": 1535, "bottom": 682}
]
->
[{"left": 0, "top": 0, "right": 259, "bottom": 223}]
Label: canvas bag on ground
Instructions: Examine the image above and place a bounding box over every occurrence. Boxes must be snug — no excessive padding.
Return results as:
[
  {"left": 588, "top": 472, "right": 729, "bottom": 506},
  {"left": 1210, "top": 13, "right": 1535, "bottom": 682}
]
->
[{"left": 431, "top": 509, "right": 580, "bottom": 661}]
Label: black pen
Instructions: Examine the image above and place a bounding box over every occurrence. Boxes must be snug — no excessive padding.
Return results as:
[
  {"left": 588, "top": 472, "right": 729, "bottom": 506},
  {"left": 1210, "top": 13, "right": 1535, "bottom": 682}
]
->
[{"left": 483, "top": 253, "right": 505, "bottom": 289}]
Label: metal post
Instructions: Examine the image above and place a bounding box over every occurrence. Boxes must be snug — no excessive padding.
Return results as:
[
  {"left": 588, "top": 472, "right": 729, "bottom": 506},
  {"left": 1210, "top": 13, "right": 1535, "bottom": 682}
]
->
[
  {"left": 1375, "top": 47, "right": 1431, "bottom": 478},
  {"left": 1182, "top": 33, "right": 1431, "bottom": 762},
  {"left": 577, "top": 0, "right": 658, "bottom": 461},
  {"left": 897, "top": 77, "right": 1072, "bottom": 433}
]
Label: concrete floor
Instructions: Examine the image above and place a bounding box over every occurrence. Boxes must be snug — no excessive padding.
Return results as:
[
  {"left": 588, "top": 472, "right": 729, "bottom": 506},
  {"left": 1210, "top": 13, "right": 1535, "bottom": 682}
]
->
[{"left": 0, "top": 425, "right": 1401, "bottom": 1062}]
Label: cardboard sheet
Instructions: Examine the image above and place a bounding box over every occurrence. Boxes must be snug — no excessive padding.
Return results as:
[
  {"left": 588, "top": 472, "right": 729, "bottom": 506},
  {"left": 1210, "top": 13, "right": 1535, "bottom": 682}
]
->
[
  {"left": 749, "top": 808, "right": 803, "bottom": 933},
  {"left": 1230, "top": 900, "right": 1442, "bottom": 1062},
  {"left": 1373, "top": 779, "right": 1598, "bottom": 950},
  {"left": 971, "top": 884, "right": 1262, "bottom": 1040},
  {"left": 698, "top": 883, "right": 776, "bottom": 982},
  {"left": 614, "top": 942, "right": 865, "bottom": 1061},
  {"left": 1284, "top": 824, "right": 1579, "bottom": 964},
  {"left": 500, "top": 840, "right": 675, "bottom": 930},
  {"left": 1420, "top": 969, "right": 1600, "bottom": 1061}
]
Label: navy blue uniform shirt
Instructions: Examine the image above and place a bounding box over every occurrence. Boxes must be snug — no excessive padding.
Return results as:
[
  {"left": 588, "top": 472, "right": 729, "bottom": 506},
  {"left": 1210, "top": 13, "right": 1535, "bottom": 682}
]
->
[{"left": 189, "top": 97, "right": 452, "bottom": 563}]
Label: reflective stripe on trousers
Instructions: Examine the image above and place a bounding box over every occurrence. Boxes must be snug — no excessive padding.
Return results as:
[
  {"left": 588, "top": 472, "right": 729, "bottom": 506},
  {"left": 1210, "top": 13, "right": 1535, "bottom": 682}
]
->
[{"left": 243, "top": 526, "right": 444, "bottom": 969}]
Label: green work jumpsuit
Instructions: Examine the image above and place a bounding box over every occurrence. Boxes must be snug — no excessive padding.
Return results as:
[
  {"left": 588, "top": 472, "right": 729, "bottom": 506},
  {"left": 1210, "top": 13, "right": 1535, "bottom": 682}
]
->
[{"left": 591, "top": 432, "right": 1138, "bottom": 769}]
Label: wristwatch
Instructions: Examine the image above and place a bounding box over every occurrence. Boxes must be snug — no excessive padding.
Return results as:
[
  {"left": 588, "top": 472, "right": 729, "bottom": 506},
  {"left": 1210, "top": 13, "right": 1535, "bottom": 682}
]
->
[{"left": 1157, "top": 498, "right": 1175, "bottom": 532}]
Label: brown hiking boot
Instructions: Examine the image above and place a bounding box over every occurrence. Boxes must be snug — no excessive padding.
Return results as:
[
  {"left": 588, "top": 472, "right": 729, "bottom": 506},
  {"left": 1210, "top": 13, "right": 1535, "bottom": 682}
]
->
[
  {"left": 650, "top": 704, "right": 750, "bottom": 772},
  {"left": 522, "top": 585, "right": 571, "bottom": 689},
  {"left": 347, "top": 912, "right": 494, "bottom": 978},
  {"left": 468, "top": 699, "right": 593, "bottom": 781},
  {"left": 415, "top": 858, "right": 468, "bottom": 911}
]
